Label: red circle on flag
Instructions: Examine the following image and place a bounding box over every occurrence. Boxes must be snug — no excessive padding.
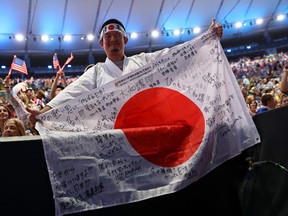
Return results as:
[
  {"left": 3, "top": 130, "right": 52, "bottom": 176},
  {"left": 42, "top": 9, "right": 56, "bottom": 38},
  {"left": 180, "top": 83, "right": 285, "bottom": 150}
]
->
[
  {"left": 108, "top": 25, "right": 115, "bottom": 30},
  {"left": 114, "top": 87, "right": 205, "bottom": 167}
]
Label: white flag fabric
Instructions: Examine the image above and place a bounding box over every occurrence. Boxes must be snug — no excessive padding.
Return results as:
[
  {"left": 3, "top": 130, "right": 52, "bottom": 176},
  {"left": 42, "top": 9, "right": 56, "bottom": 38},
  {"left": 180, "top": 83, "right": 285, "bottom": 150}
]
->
[{"left": 36, "top": 29, "right": 260, "bottom": 216}]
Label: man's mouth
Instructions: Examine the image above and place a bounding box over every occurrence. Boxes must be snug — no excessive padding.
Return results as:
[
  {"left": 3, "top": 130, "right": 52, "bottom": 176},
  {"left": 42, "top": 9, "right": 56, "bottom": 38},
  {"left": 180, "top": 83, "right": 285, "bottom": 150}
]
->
[{"left": 110, "top": 48, "right": 120, "bottom": 53}]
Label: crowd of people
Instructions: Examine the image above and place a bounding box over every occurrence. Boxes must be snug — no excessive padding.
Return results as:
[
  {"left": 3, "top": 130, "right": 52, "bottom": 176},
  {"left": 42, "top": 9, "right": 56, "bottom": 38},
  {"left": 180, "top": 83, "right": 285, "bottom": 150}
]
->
[
  {"left": 0, "top": 17, "right": 287, "bottom": 138},
  {"left": 231, "top": 52, "right": 288, "bottom": 116},
  {"left": 0, "top": 69, "right": 70, "bottom": 136}
]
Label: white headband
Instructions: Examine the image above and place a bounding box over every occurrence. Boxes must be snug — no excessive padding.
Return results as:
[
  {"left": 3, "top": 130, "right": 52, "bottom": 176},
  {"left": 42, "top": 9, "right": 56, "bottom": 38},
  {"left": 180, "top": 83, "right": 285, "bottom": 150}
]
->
[{"left": 100, "top": 23, "right": 126, "bottom": 40}]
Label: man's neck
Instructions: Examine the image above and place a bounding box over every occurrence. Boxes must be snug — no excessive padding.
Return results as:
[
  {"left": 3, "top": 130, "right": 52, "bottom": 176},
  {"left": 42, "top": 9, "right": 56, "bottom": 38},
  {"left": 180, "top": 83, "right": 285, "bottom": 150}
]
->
[
  {"left": 113, "top": 59, "right": 124, "bottom": 70},
  {"left": 108, "top": 53, "right": 124, "bottom": 62}
]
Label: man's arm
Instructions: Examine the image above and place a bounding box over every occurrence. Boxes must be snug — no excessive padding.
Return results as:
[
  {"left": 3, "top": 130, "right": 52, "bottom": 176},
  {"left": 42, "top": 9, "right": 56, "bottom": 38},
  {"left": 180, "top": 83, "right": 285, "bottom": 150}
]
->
[{"left": 26, "top": 105, "right": 52, "bottom": 124}]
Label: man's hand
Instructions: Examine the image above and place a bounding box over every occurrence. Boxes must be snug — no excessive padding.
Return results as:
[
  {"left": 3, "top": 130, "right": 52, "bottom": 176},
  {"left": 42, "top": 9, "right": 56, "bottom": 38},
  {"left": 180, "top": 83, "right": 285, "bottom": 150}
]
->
[
  {"left": 26, "top": 105, "right": 52, "bottom": 125},
  {"left": 210, "top": 18, "right": 223, "bottom": 39},
  {"left": 26, "top": 107, "right": 42, "bottom": 125}
]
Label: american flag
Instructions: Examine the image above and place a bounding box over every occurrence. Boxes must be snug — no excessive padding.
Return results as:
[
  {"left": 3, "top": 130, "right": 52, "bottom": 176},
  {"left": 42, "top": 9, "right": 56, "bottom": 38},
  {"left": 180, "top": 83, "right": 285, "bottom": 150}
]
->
[
  {"left": 11, "top": 56, "right": 28, "bottom": 75},
  {"left": 53, "top": 53, "right": 60, "bottom": 69}
]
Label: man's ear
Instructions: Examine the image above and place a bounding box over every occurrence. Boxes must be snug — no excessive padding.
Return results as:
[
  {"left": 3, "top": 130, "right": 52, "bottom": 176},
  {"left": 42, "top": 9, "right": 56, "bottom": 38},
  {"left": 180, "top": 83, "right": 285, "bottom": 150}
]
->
[
  {"left": 99, "top": 39, "right": 104, "bottom": 47},
  {"left": 124, "top": 37, "right": 128, "bottom": 45}
]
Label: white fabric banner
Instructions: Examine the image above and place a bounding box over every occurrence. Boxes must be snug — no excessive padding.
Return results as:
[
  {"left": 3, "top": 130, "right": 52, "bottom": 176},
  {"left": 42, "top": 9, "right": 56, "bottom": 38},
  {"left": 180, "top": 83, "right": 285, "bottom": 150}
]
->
[{"left": 36, "top": 29, "right": 260, "bottom": 216}]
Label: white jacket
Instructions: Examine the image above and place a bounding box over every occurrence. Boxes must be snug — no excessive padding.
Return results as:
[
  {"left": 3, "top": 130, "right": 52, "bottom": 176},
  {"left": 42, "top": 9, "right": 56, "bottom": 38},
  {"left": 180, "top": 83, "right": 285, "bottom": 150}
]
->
[{"left": 48, "top": 45, "right": 182, "bottom": 109}]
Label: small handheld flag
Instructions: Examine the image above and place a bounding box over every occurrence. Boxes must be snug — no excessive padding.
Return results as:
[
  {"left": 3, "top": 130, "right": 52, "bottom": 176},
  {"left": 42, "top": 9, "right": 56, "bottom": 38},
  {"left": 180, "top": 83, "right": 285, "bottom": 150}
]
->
[
  {"left": 61, "top": 53, "right": 74, "bottom": 70},
  {"left": 8, "top": 55, "right": 28, "bottom": 77},
  {"left": 53, "top": 53, "right": 61, "bottom": 69}
]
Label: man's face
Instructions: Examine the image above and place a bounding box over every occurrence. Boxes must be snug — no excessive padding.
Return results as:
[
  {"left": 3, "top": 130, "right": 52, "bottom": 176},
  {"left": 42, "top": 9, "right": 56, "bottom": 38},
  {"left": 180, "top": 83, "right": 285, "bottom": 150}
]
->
[{"left": 100, "top": 31, "right": 128, "bottom": 60}]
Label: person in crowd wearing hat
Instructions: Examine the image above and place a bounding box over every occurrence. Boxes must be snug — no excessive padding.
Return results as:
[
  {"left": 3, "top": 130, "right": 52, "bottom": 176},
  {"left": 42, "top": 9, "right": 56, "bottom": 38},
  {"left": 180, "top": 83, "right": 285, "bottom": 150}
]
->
[
  {"left": 27, "top": 18, "right": 223, "bottom": 123},
  {"left": 24, "top": 87, "right": 39, "bottom": 110}
]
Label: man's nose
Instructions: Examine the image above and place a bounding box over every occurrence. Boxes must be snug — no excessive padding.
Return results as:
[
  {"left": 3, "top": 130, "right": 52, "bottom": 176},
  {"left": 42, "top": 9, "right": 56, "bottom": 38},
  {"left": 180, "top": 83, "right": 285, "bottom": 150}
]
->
[{"left": 110, "top": 35, "right": 118, "bottom": 41}]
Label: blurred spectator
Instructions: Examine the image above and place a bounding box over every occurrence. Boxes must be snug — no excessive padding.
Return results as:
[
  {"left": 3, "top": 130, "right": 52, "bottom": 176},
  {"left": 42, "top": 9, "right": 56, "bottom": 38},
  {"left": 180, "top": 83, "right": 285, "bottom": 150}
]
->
[
  {"left": 279, "top": 65, "right": 288, "bottom": 93},
  {"left": 49, "top": 69, "right": 68, "bottom": 100},
  {"left": 0, "top": 104, "right": 12, "bottom": 136},
  {"left": 25, "top": 87, "right": 38, "bottom": 109},
  {"left": 280, "top": 94, "right": 288, "bottom": 107},
  {"left": 2, "top": 118, "right": 26, "bottom": 137},
  {"left": 247, "top": 99, "right": 259, "bottom": 117},
  {"left": 256, "top": 94, "right": 277, "bottom": 114},
  {"left": 25, "top": 122, "right": 39, "bottom": 136},
  {"left": 242, "top": 75, "right": 250, "bottom": 87},
  {"left": 3, "top": 76, "right": 38, "bottom": 136},
  {"left": 19, "top": 93, "right": 29, "bottom": 107},
  {"left": 34, "top": 89, "right": 46, "bottom": 110},
  {"left": 6, "top": 103, "right": 17, "bottom": 118}
]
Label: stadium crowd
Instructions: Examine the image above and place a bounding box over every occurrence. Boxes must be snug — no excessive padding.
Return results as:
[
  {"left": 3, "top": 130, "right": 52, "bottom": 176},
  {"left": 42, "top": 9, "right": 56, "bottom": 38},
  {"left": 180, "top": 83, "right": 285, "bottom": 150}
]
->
[{"left": 0, "top": 51, "right": 287, "bottom": 137}]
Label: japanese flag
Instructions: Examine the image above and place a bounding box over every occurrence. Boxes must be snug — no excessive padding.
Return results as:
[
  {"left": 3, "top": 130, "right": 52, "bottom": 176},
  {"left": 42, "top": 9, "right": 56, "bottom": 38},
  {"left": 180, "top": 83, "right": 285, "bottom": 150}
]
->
[{"left": 36, "top": 29, "right": 260, "bottom": 216}]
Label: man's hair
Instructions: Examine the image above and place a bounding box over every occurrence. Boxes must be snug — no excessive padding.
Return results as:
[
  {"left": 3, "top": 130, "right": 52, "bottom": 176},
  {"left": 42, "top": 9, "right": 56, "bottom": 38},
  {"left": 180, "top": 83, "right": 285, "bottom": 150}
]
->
[{"left": 99, "top": 18, "right": 126, "bottom": 35}]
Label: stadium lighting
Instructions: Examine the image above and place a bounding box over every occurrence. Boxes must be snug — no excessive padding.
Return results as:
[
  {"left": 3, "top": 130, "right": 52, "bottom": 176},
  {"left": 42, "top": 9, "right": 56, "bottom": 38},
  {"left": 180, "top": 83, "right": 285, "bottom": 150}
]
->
[
  {"left": 173, "top": 29, "right": 181, "bottom": 36},
  {"left": 193, "top": 27, "right": 201, "bottom": 34},
  {"left": 15, "top": 34, "right": 24, "bottom": 41},
  {"left": 87, "top": 34, "right": 94, "bottom": 41},
  {"left": 277, "top": 14, "right": 285, "bottom": 21},
  {"left": 255, "top": 18, "right": 263, "bottom": 25},
  {"left": 41, "top": 35, "right": 49, "bottom": 41},
  {"left": 151, "top": 30, "right": 159, "bottom": 38},
  {"left": 63, "top": 35, "right": 72, "bottom": 41},
  {"left": 235, "top": 22, "right": 243, "bottom": 28},
  {"left": 130, "top": 32, "right": 138, "bottom": 39}
]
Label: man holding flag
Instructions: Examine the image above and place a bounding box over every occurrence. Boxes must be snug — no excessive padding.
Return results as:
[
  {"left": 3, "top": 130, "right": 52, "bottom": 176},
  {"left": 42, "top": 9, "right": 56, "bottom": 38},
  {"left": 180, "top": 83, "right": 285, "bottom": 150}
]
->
[{"left": 25, "top": 18, "right": 260, "bottom": 216}]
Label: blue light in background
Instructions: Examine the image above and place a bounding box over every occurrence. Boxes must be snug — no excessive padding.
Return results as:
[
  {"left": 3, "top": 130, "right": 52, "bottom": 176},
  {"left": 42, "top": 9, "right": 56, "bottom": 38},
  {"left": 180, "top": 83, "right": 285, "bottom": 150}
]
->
[{"left": 0, "top": 5, "right": 21, "bottom": 32}]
